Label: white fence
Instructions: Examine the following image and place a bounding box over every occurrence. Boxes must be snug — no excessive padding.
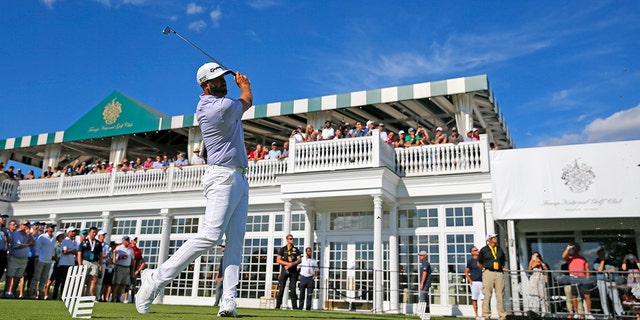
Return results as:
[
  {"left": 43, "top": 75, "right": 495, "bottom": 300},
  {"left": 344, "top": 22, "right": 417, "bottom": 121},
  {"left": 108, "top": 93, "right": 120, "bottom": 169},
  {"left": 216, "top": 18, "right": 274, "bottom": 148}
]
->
[
  {"left": 0, "top": 178, "right": 19, "bottom": 202},
  {"left": 14, "top": 133, "right": 489, "bottom": 202}
]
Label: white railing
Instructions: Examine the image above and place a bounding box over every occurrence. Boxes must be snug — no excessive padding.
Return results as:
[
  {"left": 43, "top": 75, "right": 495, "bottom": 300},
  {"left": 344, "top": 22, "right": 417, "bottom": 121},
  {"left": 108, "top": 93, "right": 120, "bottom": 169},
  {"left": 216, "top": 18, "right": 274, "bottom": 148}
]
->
[
  {"left": 0, "top": 179, "right": 19, "bottom": 202},
  {"left": 14, "top": 133, "right": 490, "bottom": 202},
  {"left": 395, "top": 135, "right": 489, "bottom": 176},
  {"left": 288, "top": 129, "right": 395, "bottom": 173}
]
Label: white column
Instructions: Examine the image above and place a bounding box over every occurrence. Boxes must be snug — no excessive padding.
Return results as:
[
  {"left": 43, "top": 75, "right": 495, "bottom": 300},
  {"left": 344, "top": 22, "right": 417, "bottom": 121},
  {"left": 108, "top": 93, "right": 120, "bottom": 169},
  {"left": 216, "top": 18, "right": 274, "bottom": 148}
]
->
[
  {"left": 42, "top": 143, "right": 62, "bottom": 170},
  {"left": 0, "top": 151, "right": 11, "bottom": 166},
  {"left": 482, "top": 194, "right": 494, "bottom": 235},
  {"left": 157, "top": 209, "right": 173, "bottom": 303},
  {"left": 388, "top": 204, "right": 399, "bottom": 313},
  {"left": 452, "top": 94, "right": 474, "bottom": 135},
  {"left": 283, "top": 199, "right": 292, "bottom": 235},
  {"left": 507, "top": 219, "right": 519, "bottom": 312},
  {"left": 48, "top": 213, "right": 61, "bottom": 229},
  {"left": 303, "top": 208, "right": 315, "bottom": 250},
  {"left": 188, "top": 127, "right": 203, "bottom": 160},
  {"left": 109, "top": 136, "right": 129, "bottom": 165},
  {"left": 101, "top": 211, "right": 112, "bottom": 242},
  {"left": 372, "top": 194, "right": 384, "bottom": 313}
]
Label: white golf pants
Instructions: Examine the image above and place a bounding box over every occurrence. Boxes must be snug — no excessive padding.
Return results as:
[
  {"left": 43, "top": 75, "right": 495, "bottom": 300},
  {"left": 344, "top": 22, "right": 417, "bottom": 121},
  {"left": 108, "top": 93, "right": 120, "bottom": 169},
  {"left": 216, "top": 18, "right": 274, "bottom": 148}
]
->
[{"left": 155, "top": 166, "right": 249, "bottom": 297}]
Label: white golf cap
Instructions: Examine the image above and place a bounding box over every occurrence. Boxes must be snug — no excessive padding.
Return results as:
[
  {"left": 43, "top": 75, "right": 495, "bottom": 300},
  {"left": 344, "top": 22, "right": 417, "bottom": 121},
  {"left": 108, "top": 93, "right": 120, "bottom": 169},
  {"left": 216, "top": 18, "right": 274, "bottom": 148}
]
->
[
  {"left": 486, "top": 233, "right": 498, "bottom": 241},
  {"left": 97, "top": 230, "right": 107, "bottom": 236},
  {"left": 197, "top": 62, "right": 233, "bottom": 85},
  {"left": 66, "top": 226, "right": 78, "bottom": 233}
]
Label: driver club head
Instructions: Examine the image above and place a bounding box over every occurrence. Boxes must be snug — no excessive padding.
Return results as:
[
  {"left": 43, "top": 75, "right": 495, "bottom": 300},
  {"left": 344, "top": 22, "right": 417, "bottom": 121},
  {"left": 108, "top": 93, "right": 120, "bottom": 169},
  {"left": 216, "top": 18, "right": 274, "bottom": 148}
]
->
[{"left": 162, "top": 26, "right": 174, "bottom": 35}]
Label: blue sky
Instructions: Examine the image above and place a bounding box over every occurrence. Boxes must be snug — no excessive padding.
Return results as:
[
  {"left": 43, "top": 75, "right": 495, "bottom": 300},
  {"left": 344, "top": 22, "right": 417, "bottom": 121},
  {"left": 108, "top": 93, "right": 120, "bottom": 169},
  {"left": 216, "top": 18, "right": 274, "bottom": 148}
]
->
[{"left": 1, "top": 0, "right": 639, "bottom": 152}]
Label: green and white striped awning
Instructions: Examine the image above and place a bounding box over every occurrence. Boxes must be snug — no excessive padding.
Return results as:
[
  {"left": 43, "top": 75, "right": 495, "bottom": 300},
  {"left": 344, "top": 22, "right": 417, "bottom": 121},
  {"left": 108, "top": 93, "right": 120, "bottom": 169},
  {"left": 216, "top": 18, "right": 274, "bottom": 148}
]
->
[{"left": 0, "top": 74, "right": 505, "bottom": 151}]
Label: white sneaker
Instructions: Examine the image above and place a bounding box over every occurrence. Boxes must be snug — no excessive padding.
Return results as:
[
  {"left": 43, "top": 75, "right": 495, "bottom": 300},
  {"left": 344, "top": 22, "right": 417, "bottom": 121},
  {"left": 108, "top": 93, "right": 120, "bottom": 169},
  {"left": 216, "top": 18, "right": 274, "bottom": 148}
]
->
[
  {"left": 217, "top": 294, "right": 238, "bottom": 317},
  {"left": 585, "top": 314, "right": 595, "bottom": 320},
  {"left": 135, "top": 269, "right": 162, "bottom": 314}
]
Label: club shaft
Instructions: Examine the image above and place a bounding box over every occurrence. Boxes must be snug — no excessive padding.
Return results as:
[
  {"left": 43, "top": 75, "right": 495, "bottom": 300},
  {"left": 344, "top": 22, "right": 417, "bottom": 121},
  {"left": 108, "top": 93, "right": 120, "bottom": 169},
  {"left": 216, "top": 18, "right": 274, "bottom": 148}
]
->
[{"left": 171, "top": 30, "right": 235, "bottom": 76}]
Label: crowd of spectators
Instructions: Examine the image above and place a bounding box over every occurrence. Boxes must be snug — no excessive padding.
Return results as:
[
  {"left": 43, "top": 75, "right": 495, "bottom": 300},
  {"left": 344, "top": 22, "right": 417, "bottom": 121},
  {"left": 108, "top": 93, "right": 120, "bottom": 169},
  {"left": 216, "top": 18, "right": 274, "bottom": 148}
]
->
[
  {"left": 0, "top": 216, "right": 146, "bottom": 303},
  {"left": 285, "top": 120, "right": 483, "bottom": 148},
  {"left": 2, "top": 120, "right": 495, "bottom": 178}
]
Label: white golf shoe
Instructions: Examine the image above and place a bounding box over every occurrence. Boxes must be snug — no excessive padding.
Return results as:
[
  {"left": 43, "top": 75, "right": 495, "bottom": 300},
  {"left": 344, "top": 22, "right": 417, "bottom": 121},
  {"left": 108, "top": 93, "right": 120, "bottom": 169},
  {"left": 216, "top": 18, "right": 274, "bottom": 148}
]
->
[
  {"left": 217, "top": 294, "right": 238, "bottom": 317},
  {"left": 135, "top": 269, "right": 162, "bottom": 314}
]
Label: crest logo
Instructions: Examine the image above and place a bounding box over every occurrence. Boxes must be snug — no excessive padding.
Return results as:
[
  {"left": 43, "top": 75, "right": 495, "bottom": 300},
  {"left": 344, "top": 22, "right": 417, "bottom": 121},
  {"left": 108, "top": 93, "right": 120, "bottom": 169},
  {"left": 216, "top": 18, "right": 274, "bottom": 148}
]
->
[
  {"left": 561, "top": 159, "right": 596, "bottom": 193},
  {"left": 102, "top": 98, "right": 122, "bottom": 125}
]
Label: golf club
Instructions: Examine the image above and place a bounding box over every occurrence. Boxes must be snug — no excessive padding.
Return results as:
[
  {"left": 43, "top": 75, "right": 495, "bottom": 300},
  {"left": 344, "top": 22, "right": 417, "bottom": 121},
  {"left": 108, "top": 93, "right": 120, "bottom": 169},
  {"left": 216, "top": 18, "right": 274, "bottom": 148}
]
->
[{"left": 162, "top": 26, "right": 235, "bottom": 76}]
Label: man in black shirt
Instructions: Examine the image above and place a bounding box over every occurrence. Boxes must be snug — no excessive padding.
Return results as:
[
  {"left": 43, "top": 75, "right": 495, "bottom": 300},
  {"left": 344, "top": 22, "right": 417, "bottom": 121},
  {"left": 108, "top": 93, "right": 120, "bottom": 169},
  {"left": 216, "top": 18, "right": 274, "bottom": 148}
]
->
[
  {"left": 275, "top": 234, "right": 301, "bottom": 309},
  {"left": 478, "top": 233, "right": 508, "bottom": 320}
]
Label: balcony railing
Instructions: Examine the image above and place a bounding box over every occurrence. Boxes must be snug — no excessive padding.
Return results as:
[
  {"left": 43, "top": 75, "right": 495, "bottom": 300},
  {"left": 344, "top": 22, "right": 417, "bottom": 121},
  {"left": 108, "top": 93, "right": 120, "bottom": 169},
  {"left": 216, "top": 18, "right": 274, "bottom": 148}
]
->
[
  {"left": 12, "top": 132, "right": 488, "bottom": 202},
  {"left": 1, "top": 178, "right": 19, "bottom": 202}
]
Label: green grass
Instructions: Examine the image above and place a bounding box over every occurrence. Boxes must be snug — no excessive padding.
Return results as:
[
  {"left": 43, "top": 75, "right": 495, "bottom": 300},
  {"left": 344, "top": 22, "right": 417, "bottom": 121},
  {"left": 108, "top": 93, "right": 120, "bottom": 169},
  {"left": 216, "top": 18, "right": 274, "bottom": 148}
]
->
[{"left": 0, "top": 299, "right": 459, "bottom": 320}]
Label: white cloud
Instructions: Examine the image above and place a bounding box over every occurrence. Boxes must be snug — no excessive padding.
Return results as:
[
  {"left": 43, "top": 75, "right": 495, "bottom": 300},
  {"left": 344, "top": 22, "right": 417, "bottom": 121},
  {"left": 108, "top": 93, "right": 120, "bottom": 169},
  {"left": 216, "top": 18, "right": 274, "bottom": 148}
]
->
[
  {"left": 536, "top": 104, "right": 640, "bottom": 146},
  {"left": 41, "top": 0, "right": 60, "bottom": 8},
  {"left": 209, "top": 7, "right": 222, "bottom": 25},
  {"left": 246, "top": 0, "right": 283, "bottom": 10},
  {"left": 551, "top": 90, "right": 569, "bottom": 103},
  {"left": 188, "top": 20, "right": 207, "bottom": 32},
  {"left": 584, "top": 104, "right": 640, "bottom": 142},
  {"left": 186, "top": 2, "right": 203, "bottom": 15}
]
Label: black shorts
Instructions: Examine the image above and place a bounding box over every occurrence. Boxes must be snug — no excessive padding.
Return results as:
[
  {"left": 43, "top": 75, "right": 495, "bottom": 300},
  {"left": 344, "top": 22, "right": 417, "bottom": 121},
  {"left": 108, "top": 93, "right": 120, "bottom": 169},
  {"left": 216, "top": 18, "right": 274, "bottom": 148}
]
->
[
  {"left": 102, "top": 270, "right": 114, "bottom": 285},
  {"left": 571, "top": 282, "right": 594, "bottom": 297}
]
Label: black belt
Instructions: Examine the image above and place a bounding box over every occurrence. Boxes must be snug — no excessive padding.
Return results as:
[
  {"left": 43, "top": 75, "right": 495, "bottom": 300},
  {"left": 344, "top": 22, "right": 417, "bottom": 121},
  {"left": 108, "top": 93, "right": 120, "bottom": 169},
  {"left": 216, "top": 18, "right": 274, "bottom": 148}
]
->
[{"left": 116, "top": 265, "right": 130, "bottom": 268}]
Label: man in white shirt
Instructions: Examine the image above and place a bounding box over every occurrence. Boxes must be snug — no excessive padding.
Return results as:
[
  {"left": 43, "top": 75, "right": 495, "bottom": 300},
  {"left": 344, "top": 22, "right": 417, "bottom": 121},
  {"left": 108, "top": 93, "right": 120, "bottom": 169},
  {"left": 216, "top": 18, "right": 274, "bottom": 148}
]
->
[
  {"left": 190, "top": 149, "right": 206, "bottom": 165},
  {"left": 52, "top": 227, "right": 78, "bottom": 300},
  {"left": 28, "top": 223, "right": 57, "bottom": 299},
  {"left": 321, "top": 120, "right": 335, "bottom": 140},
  {"left": 297, "top": 247, "right": 320, "bottom": 310},
  {"left": 267, "top": 142, "right": 282, "bottom": 160},
  {"left": 113, "top": 236, "right": 134, "bottom": 303}
]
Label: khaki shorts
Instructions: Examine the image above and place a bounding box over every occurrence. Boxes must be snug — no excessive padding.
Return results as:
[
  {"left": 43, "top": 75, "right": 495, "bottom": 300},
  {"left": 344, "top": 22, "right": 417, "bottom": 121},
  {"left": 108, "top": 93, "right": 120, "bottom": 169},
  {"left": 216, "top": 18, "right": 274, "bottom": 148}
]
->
[
  {"left": 7, "top": 256, "right": 28, "bottom": 278},
  {"left": 82, "top": 260, "right": 100, "bottom": 277}
]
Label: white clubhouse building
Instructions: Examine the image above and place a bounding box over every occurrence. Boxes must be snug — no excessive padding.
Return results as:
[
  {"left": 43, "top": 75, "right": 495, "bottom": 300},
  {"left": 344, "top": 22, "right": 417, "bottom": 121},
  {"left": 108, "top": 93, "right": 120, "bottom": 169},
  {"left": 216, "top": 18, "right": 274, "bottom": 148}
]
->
[{"left": 0, "top": 74, "right": 638, "bottom": 317}]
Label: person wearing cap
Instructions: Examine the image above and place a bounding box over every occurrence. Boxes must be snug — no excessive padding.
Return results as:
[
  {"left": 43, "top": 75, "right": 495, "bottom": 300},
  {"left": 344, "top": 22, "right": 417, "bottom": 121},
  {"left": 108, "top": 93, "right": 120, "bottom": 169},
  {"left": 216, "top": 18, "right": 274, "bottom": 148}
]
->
[
  {"left": 321, "top": 120, "right": 335, "bottom": 140},
  {"left": 213, "top": 243, "right": 225, "bottom": 307},
  {"left": 472, "top": 128, "right": 480, "bottom": 140},
  {"left": 594, "top": 249, "right": 623, "bottom": 317},
  {"left": 405, "top": 127, "right": 420, "bottom": 146},
  {"left": 433, "top": 127, "right": 447, "bottom": 144},
  {"left": 129, "top": 236, "right": 146, "bottom": 303},
  {"left": 190, "top": 149, "right": 206, "bottom": 165},
  {"left": 137, "top": 63, "right": 252, "bottom": 318},
  {"left": 28, "top": 223, "right": 57, "bottom": 299},
  {"left": 95, "top": 230, "right": 109, "bottom": 300},
  {"left": 76, "top": 229, "right": 88, "bottom": 246},
  {"left": 112, "top": 235, "right": 134, "bottom": 302},
  {"left": 290, "top": 125, "right": 305, "bottom": 143},
  {"left": 267, "top": 142, "right": 282, "bottom": 160},
  {"left": 478, "top": 233, "right": 508, "bottom": 320},
  {"left": 23, "top": 222, "right": 42, "bottom": 296},
  {"left": 465, "top": 246, "right": 484, "bottom": 320},
  {"left": 15, "top": 168, "right": 24, "bottom": 180},
  {"left": 363, "top": 120, "right": 375, "bottom": 136},
  {"left": 396, "top": 130, "right": 407, "bottom": 148},
  {"left": 52, "top": 227, "right": 78, "bottom": 300},
  {"left": 417, "top": 250, "right": 433, "bottom": 319},
  {"left": 562, "top": 242, "right": 593, "bottom": 319},
  {"left": 377, "top": 123, "right": 388, "bottom": 141},
  {"left": 0, "top": 214, "right": 11, "bottom": 284},
  {"left": 47, "top": 230, "right": 67, "bottom": 300},
  {"left": 78, "top": 227, "right": 103, "bottom": 297},
  {"left": 4, "top": 220, "right": 35, "bottom": 298},
  {"left": 448, "top": 127, "right": 462, "bottom": 145}
]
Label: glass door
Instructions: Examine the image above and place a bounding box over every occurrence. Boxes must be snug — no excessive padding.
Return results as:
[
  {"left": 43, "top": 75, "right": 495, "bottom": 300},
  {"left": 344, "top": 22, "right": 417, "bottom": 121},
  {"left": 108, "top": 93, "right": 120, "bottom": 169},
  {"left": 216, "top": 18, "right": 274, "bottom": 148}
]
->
[{"left": 326, "top": 238, "right": 374, "bottom": 310}]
